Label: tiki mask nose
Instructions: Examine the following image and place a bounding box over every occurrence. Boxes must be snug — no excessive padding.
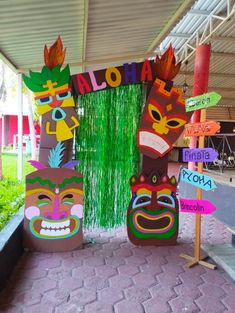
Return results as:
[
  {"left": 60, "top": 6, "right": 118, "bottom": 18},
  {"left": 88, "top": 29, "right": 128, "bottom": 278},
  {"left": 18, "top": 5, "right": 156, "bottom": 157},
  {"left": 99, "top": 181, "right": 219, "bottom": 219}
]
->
[
  {"left": 44, "top": 195, "right": 68, "bottom": 220},
  {"left": 52, "top": 108, "right": 66, "bottom": 121}
]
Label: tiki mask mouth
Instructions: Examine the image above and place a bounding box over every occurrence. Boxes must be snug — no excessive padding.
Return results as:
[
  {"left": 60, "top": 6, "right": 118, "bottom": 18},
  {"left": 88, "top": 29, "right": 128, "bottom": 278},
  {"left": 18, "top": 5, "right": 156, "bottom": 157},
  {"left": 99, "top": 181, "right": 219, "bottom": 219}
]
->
[
  {"left": 133, "top": 210, "right": 174, "bottom": 233},
  {"left": 138, "top": 129, "right": 172, "bottom": 157},
  {"left": 29, "top": 216, "right": 80, "bottom": 240}
]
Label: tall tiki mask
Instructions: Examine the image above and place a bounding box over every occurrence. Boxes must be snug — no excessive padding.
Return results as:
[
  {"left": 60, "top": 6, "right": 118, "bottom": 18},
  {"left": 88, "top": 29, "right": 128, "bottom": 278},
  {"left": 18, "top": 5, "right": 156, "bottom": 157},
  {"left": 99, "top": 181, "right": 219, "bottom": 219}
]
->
[
  {"left": 127, "top": 173, "right": 178, "bottom": 246},
  {"left": 23, "top": 36, "right": 79, "bottom": 142},
  {"left": 24, "top": 143, "right": 83, "bottom": 252},
  {"left": 137, "top": 45, "right": 192, "bottom": 159}
]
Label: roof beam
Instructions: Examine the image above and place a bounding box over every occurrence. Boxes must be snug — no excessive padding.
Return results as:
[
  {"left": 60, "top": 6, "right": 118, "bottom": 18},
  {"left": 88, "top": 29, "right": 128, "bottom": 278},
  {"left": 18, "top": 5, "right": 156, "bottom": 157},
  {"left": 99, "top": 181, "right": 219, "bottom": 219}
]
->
[
  {"left": 168, "top": 33, "right": 191, "bottom": 39},
  {"left": 0, "top": 49, "right": 17, "bottom": 73},
  {"left": 188, "top": 9, "right": 210, "bottom": 16},
  {"left": 82, "top": 0, "right": 89, "bottom": 73},
  {"left": 180, "top": 71, "right": 235, "bottom": 79},
  {"left": 145, "top": 0, "right": 196, "bottom": 54}
]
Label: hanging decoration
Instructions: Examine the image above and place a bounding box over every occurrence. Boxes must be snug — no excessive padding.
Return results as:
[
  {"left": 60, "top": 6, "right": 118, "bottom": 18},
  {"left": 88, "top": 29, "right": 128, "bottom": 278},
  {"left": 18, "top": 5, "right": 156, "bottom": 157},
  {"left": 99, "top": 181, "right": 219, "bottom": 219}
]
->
[{"left": 76, "top": 85, "right": 143, "bottom": 227}]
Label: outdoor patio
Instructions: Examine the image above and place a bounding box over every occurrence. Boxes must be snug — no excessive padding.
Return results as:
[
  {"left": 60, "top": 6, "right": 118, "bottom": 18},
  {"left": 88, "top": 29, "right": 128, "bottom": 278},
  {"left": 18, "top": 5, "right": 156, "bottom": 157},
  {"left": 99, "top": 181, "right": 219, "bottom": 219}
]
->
[{"left": 0, "top": 211, "right": 234, "bottom": 313}]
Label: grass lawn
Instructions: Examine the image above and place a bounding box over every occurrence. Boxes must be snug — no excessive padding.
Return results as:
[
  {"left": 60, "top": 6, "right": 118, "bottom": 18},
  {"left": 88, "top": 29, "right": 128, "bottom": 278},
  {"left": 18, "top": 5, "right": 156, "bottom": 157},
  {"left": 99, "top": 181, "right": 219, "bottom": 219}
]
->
[{"left": 0, "top": 153, "right": 34, "bottom": 231}]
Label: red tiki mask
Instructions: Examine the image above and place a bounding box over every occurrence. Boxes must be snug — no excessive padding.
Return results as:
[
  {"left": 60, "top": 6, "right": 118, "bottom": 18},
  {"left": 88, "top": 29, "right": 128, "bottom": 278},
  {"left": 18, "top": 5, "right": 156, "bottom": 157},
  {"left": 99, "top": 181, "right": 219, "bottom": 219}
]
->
[
  {"left": 137, "top": 78, "right": 191, "bottom": 159},
  {"left": 24, "top": 143, "right": 83, "bottom": 252},
  {"left": 127, "top": 172, "right": 179, "bottom": 246}
]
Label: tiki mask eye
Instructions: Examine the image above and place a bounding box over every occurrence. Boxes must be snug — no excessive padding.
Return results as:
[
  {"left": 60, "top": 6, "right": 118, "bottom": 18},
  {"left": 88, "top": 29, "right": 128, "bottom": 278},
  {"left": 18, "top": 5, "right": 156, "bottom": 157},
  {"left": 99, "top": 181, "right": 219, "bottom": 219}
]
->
[
  {"left": 37, "top": 195, "right": 51, "bottom": 207},
  {"left": 148, "top": 104, "right": 162, "bottom": 122},
  {"left": 56, "top": 91, "right": 71, "bottom": 100},
  {"left": 166, "top": 118, "right": 186, "bottom": 129},
  {"left": 133, "top": 194, "right": 151, "bottom": 209},
  {"left": 62, "top": 194, "right": 74, "bottom": 205},
  {"left": 157, "top": 194, "right": 175, "bottom": 208},
  {"left": 35, "top": 96, "right": 53, "bottom": 105}
]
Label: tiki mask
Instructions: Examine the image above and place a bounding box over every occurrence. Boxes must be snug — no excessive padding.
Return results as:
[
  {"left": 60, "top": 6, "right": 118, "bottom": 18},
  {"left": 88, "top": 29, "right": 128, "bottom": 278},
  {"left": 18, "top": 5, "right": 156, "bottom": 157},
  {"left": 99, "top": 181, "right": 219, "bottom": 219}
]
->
[
  {"left": 23, "top": 37, "right": 79, "bottom": 141},
  {"left": 24, "top": 143, "right": 83, "bottom": 252},
  {"left": 127, "top": 172, "right": 178, "bottom": 246},
  {"left": 137, "top": 78, "right": 191, "bottom": 159}
]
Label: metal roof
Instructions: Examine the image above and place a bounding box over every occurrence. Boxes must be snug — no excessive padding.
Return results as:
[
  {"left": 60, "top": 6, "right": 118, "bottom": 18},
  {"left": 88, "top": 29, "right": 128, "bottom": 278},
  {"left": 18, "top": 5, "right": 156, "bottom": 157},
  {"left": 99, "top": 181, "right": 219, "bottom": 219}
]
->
[
  {"left": 158, "top": 0, "right": 235, "bottom": 121},
  {"left": 0, "top": 0, "right": 235, "bottom": 120},
  {"left": 0, "top": 0, "right": 194, "bottom": 74}
]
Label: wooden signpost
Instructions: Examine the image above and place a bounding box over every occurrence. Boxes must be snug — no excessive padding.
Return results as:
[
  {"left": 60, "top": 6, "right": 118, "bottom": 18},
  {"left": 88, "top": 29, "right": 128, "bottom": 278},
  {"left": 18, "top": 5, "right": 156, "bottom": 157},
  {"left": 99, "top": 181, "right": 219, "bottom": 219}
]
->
[
  {"left": 182, "top": 148, "right": 218, "bottom": 163},
  {"left": 180, "top": 198, "right": 217, "bottom": 215},
  {"left": 186, "top": 92, "right": 221, "bottom": 112},
  {"left": 180, "top": 87, "right": 221, "bottom": 270},
  {"left": 184, "top": 120, "right": 220, "bottom": 137}
]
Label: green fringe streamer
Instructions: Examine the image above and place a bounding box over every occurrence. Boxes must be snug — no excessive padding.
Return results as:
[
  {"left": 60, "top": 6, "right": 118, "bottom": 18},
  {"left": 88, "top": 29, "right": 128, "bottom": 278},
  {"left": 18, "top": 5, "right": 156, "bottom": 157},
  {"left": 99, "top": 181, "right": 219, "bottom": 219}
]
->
[{"left": 75, "top": 85, "right": 143, "bottom": 228}]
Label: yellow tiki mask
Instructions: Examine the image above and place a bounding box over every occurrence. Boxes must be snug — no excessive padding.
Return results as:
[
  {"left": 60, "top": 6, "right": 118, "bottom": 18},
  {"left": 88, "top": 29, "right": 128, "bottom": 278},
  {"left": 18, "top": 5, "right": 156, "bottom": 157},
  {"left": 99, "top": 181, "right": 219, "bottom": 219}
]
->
[{"left": 23, "top": 37, "right": 79, "bottom": 141}]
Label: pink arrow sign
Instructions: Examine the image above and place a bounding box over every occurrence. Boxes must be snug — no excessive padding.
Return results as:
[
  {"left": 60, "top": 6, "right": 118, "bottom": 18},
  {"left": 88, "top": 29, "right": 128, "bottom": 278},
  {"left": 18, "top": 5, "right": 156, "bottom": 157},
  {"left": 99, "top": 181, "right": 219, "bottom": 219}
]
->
[{"left": 180, "top": 198, "right": 217, "bottom": 215}]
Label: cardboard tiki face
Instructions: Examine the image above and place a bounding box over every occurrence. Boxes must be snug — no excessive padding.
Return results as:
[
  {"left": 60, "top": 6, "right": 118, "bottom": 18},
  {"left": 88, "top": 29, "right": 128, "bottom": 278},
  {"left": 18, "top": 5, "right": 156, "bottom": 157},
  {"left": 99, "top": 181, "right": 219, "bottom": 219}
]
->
[
  {"left": 137, "top": 79, "right": 190, "bottom": 159},
  {"left": 24, "top": 143, "right": 83, "bottom": 252},
  {"left": 23, "top": 37, "right": 79, "bottom": 141},
  {"left": 127, "top": 173, "right": 178, "bottom": 246}
]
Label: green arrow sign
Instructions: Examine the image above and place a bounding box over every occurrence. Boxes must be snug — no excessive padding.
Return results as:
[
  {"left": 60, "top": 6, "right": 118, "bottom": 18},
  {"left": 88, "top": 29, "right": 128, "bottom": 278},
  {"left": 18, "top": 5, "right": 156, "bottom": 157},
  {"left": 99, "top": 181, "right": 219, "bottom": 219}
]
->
[{"left": 186, "top": 92, "right": 221, "bottom": 112}]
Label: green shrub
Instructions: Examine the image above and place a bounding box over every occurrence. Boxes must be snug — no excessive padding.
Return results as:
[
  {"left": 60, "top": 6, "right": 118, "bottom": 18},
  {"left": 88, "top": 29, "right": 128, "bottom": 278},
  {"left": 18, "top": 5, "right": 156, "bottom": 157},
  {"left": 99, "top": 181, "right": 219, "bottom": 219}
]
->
[{"left": 0, "top": 179, "right": 25, "bottom": 231}]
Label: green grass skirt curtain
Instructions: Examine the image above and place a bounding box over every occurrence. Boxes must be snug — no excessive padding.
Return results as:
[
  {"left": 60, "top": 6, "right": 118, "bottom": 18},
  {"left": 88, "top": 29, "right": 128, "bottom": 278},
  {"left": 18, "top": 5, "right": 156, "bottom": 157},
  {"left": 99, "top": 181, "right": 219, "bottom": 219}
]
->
[{"left": 76, "top": 84, "right": 144, "bottom": 228}]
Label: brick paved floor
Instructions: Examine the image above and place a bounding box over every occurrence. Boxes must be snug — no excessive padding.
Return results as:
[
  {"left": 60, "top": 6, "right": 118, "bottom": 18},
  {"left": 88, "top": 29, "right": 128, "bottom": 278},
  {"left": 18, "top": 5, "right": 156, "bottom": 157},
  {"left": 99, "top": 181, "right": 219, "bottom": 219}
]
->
[{"left": 0, "top": 213, "right": 234, "bottom": 313}]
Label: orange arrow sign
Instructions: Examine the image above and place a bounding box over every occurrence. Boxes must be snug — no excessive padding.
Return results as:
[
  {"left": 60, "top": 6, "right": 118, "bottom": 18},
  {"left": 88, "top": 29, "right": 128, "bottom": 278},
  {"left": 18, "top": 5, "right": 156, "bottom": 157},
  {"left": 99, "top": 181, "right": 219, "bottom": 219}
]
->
[{"left": 184, "top": 120, "right": 220, "bottom": 137}]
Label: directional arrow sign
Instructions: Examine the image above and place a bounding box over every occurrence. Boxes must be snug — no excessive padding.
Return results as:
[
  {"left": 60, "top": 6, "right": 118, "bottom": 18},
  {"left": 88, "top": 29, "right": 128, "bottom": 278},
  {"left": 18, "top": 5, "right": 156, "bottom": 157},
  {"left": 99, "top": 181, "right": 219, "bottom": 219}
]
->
[
  {"left": 186, "top": 92, "right": 221, "bottom": 112},
  {"left": 180, "top": 168, "right": 217, "bottom": 191},
  {"left": 182, "top": 148, "right": 218, "bottom": 162},
  {"left": 180, "top": 198, "right": 217, "bottom": 214},
  {"left": 184, "top": 120, "right": 220, "bottom": 137}
]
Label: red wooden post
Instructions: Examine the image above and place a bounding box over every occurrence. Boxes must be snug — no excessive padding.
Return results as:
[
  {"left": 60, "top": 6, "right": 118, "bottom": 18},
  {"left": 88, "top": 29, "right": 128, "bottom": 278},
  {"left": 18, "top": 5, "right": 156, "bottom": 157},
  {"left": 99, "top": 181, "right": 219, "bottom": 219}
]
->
[{"left": 189, "top": 44, "right": 211, "bottom": 170}]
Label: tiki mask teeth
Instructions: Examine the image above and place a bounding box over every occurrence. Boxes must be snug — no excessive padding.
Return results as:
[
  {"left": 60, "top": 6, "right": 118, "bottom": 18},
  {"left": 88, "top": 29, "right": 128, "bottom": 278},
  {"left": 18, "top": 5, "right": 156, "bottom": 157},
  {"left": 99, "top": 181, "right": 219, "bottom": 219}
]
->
[{"left": 138, "top": 129, "right": 171, "bottom": 157}]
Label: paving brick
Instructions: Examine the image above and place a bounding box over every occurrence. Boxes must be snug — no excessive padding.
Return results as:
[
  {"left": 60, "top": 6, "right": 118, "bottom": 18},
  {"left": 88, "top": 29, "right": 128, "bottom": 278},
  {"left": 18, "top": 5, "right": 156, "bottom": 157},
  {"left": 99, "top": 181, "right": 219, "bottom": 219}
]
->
[
  {"left": 99, "top": 287, "right": 123, "bottom": 304},
  {"left": 132, "top": 247, "right": 152, "bottom": 257},
  {"left": 32, "top": 277, "right": 57, "bottom": 294},
  {"left": 201, "top": 271, "right": 227, "bottom": 285},
  {"left": 85, "top": 300, "right": 114, "bottom": 313},
  {"left": 157, "top": 271, "right": 182, "bottom": 287},
  {"left": 126, "top": 255, "right": 147, "bottom": 266},
  {"left": 105, "top": 256, "right": 125, "bottom": 267},
  {"left": 84, "top": 275, "right": 109, "bottom": 290},
  {"left": 199, "top": 283, "right": 225, "bottom": 298},
  {"left": 15, "top": 268, "right": 47, "bottom": 280},
  {"left": 55, "top": 300, "right": 84, "bottom": 313},
  {"left": 222, "top": 295, "right": 235, "bottom": 311},
  {"left": 71, "top": 288, "right": 97, "bottom": 305},
  {"left": 118, "top": 264, "right": 140, "bottom": 276},
  {"left": 195, "top": 295, "right": 226, "bottom": 313},
  {"left": 93, "top": 248, "right": 114, "bottom": 258},
  {"left": 109, "top": 274, "right": 133, "bottom": 290},
  {"left": 38, "top": 256, "right": 62, "bottom": 269},
  {"left": 179, "top": 270, "right": 204, "bottom": 288},
  {"left": 72, "top": 266, "right": 95, "bottom": 280},
  {"left": 124, "top": 286, "right": 151, "bottom": 302},
  {"left": 48, "top": 266, "right": 72, "bottom": 281},
  {"left": 114, "top": 247, "right": 132, "bottom": 257},
  {"left": 85, "top": 256, "right": 105, "bottom": 267},
  {"left": 143, "top": 297, "right": 171, "bottom": 313},
  {"left": 95, "top": 265, "right": 117, "bottom": 278},
  {"left": 140, "top": 263, "right": 163, "bottom": 275},
  {"left": 174, "top": 284, "right": 201, "bottom": 299},
  {"left": 72, "top": 248, "right": 94, "bottom": 258},
  {"left": 41, "top": 288, "right": 71, "bottom": 307},
  {"left": 115, "top": 300, "right": 144, "bottom": 313},
  {"left": 133, "top": 272, "right": 157, "bottom": 288},
  {"left": 23, "top": 302, "right": 55, "bottom": 313},
  {"left": 58, "top": 277, "right": 83, "bottom": 291},
  {"left": 17, "top": 254, "right": 39, "bottom": 269},
  {"left": 169, "top": 295, "right": 200, "bottom": 313},
  {"left": 149, "top": 284, "right": 176, "bottom": 300},
  {"left": 13, "top": 289, "right": 42, "bottom": 306},
  {"left": 62, "top": 256, "right": 83, "bottom": 269}
]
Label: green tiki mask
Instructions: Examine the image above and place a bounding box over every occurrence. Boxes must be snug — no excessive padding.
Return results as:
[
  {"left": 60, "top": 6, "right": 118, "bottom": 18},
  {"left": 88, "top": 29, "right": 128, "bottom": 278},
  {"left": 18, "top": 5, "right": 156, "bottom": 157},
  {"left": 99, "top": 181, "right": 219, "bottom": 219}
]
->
[
  {"left": 24, "top": 143, "right": 83, "bottom": 252},
  {"left": 127, "top": 172, "right": 179, "bottom": 246}
]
